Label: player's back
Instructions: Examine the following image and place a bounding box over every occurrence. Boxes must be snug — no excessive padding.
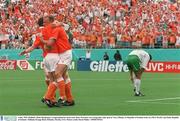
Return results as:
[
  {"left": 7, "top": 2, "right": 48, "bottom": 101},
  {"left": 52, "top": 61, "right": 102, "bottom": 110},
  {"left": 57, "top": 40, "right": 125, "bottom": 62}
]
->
[
  {"left": 52, "top": 26, "right": 72, "bottom": 53},
  {"left": 129, "top": 49, "right": 150, "bottom": 69},
  {"left": 129, "top": 49, "right": 149, "bottom": 60}
]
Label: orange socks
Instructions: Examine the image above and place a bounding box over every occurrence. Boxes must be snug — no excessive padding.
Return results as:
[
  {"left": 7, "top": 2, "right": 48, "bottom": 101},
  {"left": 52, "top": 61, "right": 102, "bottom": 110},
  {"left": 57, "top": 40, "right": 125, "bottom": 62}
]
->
[
  {"left": 57, "top": 78, "right": 66, "bottom": 100},
  {"left": 45, "top": 82, "right": 57, "bottom": 102},
  {"left": 65, "top": 82, "right": 73, "bottom": 102},
  {"left": 44, "top": 77, "right": 74, "bottom": 103}
]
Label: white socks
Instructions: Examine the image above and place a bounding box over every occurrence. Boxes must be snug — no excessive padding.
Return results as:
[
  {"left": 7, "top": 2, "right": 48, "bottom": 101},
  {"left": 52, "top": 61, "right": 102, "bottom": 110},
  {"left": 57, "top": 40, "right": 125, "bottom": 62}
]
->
[{"left": 134, "top": 79, "right": 141, "bottom": 94}]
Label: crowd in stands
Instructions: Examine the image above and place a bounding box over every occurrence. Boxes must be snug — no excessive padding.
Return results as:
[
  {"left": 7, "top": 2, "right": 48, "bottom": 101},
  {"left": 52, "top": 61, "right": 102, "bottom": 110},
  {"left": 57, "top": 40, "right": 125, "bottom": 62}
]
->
[{"left": 0, "top": 0, "right": 180, "bottom": 49}]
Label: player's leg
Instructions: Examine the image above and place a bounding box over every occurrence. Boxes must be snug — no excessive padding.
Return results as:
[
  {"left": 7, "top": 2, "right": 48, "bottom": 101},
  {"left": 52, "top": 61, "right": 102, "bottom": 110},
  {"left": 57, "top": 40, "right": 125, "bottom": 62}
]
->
[
  {"left": 44, "top": 72, "right": 57, "bottom": 101},
  {"left": 126, "top": 55, "right": 137, "bottom": 90},
  {"left": 43, "top": 54, "right": 59, "bottom": 107},
  {"left": 56, "top": 50, "right": 73, "bottom": 105},
  {"left": 134, "top": 69, "right": 144, "bottom": 96},
  {"left": 42, "top": 72, "right": 59, "bottom": 107},
  {"left": 62, "top": 70, "right": 75, "bottom": 106},
  {"left": 41, "top": 66, "right": 50, "bottom": 102},
  {"left": 43, "top": 66, "right": 50, "bottom": 86},
  {"left": 41, "top": 71, "right": 50, "bottom": 102},
  {"left": 55, "top": 64, "right": 67, "bottom": 101},
  {"left": 42, "top": 66, "right": 57, "bottom": 104},
  {"left": 126, "top": 55, "right": 143, "bottom": 96},
  {"left": 129, "top": 69, "right": 139, "bottom": 95}
]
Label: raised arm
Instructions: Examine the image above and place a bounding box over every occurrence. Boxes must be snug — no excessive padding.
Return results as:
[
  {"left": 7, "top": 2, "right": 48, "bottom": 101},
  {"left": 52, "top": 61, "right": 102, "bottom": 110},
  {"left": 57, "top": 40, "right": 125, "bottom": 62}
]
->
[{"left": 19, "top": 46, "right": 36, "bottom": 56}]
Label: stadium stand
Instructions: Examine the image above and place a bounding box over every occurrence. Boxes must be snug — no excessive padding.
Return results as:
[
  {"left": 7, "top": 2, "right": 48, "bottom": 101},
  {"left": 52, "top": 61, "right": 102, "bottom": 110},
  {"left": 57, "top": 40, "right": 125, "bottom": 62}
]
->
[{"left": 0, "top": 0, "right": 180, "bottom": 49}]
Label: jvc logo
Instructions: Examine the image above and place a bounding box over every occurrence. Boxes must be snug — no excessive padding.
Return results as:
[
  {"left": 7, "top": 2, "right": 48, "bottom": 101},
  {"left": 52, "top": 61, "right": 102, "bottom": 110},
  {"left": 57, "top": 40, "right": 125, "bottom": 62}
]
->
[{"left": 146, "top": 62, "right": 164, "bottom": 71}]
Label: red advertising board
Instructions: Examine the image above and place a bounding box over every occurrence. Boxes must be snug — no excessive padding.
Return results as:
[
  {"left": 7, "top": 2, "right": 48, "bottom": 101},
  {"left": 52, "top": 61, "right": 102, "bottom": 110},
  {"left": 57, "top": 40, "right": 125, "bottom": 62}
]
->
[
  {"left": 0, "top": 60, "right": 17, "bottom": 70},
  {"left": 146, "top": 61, "right": 180, "bottom": 73}
]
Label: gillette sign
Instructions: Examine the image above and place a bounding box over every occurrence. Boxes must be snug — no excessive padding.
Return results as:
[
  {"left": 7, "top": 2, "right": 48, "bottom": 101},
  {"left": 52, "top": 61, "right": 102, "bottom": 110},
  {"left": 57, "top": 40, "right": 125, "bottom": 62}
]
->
[
  {"left": 90, "top": 61, "right": 129, "bottom": 72},
  {"left": 77, "top": 60, "right": 129, "bottom": 72}
]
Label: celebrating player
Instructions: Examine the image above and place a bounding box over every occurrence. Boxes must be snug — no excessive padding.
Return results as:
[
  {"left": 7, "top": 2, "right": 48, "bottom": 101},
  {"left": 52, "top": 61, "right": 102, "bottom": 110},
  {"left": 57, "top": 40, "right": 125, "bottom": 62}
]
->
[
  {"left": 19, "top": 16, "right": 58, "bottom": 105},
  {"left": 42, "top": 19, "right": 75, "bottom": 107},
  {"left": 19, "top": 17, "right": 51, "bottom": 86}
]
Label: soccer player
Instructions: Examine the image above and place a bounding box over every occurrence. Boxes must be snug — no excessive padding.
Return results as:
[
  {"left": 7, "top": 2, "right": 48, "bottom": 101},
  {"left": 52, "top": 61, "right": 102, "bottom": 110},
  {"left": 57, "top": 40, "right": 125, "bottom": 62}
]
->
[
  {"left": 125, "top": 49, "right": 152, "bottom": 96},
  {"left": 20, "top": 17, "right": 51, "bottom": 86},
  {"left": 55, "top": 20, "right": 75, "bottom": 106},
  {"left": 37, "top": 17, "right": 51, "bottom": 87},
  {"left": 19, "top": 16, "right": 59, "bottom": 106},
  {"left": 43, "top": 20, "right": 75, "bottom": 106}
]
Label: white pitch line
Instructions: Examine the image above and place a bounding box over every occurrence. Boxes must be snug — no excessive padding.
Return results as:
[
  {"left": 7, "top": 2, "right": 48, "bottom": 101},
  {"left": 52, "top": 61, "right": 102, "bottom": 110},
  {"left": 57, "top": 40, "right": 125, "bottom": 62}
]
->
[
  {"left": 127, "top": 97, "right": 180, "bottom": 103},
  {"left": 128, "top": 101, "right": 180, "bottom": 105}
]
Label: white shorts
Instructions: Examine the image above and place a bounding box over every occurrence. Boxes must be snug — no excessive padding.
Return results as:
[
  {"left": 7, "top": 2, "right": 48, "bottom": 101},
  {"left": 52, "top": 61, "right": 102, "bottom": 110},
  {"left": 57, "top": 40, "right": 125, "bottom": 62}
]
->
[
  {"left": 44, "top": 53, "right": 59, "bottom": 72},
  {"left": 58, "top": 50, "right": 72, "bottom": 66}
]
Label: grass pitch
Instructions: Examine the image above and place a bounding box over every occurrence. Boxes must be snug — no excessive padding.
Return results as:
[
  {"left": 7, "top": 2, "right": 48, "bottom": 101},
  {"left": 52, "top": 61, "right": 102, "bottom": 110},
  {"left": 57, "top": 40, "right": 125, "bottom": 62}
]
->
[{"left": 0, "top": 70, "right": 179, "bottom": 115}]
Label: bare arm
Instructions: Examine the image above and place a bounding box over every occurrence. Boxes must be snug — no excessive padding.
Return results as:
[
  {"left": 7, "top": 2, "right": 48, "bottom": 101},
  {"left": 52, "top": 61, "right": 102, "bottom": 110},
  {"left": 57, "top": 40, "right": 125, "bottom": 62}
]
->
[
  {"left": 19, "top": 46, "right": 35, "bottom": 56},
  {"left": 47, "top": 37, "right": 56, "bottom": 46},
  {"left": 130, "top": 70, "right": 134, "bottom": 83},
  {"left": 39, "top": 34, "right": 55, "bottom": 46},
  {"left": 38, "top": 33, "right": 48, "bottom": 45}
]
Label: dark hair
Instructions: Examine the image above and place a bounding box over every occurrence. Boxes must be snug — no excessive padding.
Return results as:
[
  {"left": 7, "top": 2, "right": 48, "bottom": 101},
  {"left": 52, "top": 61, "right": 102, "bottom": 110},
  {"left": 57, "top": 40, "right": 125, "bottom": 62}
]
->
[
  {"left": 37, "top": 17, "right": 44, "bottom": 27},
  {"left": 48, "top": 15, "right": 55, "bottom": 23},
  {"left": 149, "top": 54, "right": 152, "bottom": 60}
]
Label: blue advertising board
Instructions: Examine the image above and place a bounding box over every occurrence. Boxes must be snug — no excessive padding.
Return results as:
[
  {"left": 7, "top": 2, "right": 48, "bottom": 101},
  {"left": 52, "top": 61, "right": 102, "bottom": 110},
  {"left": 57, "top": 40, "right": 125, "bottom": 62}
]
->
[{"left": 77, "top": 60, "right": 129, "bottom": 72}]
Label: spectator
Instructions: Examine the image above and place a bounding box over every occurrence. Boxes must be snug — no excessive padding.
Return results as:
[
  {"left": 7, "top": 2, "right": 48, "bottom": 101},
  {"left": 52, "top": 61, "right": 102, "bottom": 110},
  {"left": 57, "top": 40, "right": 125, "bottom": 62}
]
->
[
  {"left": 155, "top": 34, "right": 163, "bottom": 48},
  {"left": 103, "top": 52, "right": 109, "bottom": 60},
  {"left": 114, "top": 50, "right": 122, "bottom": 61},
  {"left": 86, "top": 49, "right": 91, "bottom": 60},
  {"left": 168, "top": 32, "right": 176, "bottom": 48},
  {"left": 175, "top": 33, "right": 180, "bottom": 48},
  {"left": 0, "top": 0, "right": 180, "bottom": 49}
]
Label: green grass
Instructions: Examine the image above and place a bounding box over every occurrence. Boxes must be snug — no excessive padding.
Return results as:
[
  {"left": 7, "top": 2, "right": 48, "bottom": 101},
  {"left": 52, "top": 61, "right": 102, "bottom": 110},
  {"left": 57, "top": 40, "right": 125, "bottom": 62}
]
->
[{"left": 0, "top": 70, "right": 180, "bottom": 115}]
